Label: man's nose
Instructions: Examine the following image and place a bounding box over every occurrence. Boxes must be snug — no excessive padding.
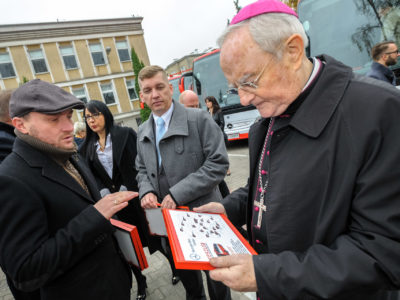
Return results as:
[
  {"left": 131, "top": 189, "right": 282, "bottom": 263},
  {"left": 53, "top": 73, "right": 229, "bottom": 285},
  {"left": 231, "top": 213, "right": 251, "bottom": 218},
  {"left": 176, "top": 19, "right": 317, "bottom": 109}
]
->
[
  {"left": 151, "top": 89, "right": 160, "bottom": 98},
  {"left": 62, "top": 118, "right": 74, "bottom": 132},
  {"left": 238, "top": 89, "right": 255, "bottom": 106}
]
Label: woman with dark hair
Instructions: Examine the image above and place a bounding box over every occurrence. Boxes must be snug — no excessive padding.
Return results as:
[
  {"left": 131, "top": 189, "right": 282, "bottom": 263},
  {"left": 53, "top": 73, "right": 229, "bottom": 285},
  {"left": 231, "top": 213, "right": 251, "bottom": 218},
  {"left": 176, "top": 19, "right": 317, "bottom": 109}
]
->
[
  {"left": 204, "top": 96, "right": 231, "bottom": 197},
  {"left": 79, "top": 100, "right": 150, "bottom": 300}
]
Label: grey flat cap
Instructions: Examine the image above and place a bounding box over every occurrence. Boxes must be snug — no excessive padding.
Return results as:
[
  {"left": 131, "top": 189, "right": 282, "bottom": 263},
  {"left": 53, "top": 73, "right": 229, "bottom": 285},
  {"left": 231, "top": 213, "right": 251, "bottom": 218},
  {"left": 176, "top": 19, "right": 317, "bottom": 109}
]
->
[{"left": 10, "top": 79, "right": 85, "bottom": 117}]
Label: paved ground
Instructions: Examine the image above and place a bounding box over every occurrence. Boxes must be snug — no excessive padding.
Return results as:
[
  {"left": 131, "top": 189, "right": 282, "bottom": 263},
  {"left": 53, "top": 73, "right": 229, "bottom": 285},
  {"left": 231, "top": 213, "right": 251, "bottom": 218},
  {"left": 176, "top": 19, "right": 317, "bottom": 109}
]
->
[{"left": 0, "top": 139, "right": 255, "bottom": 300}]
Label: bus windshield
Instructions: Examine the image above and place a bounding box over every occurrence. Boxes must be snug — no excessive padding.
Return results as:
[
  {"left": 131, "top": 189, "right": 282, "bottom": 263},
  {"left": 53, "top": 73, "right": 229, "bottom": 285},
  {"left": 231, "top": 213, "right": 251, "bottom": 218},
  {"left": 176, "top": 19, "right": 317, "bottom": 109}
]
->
[
  {"left": 298, "top": 0, "right": 400, "bottom": 74},
  {"left": 193, "top": 52, "right": 241, "bottom": 108},
  {"left": 169, "top": 77, "right": 181, "bottom": 101}
]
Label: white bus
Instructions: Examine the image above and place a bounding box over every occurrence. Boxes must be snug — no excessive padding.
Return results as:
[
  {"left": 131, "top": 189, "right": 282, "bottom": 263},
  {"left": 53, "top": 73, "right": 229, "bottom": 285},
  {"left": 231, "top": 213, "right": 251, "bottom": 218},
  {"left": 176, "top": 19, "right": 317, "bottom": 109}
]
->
[
  {"left": 182, "top": 49, "right": 260, "bottom": 141},
  {"left": 298, "top": 0, "right": 399, "bottom": 87}
]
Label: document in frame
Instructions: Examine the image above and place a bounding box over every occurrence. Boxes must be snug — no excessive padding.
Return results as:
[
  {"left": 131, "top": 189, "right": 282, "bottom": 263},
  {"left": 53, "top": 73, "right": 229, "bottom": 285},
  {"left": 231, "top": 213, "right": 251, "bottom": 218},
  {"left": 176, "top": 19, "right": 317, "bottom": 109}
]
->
[{"left": 162, "top": 209, "right": 257, "bottom": 270}]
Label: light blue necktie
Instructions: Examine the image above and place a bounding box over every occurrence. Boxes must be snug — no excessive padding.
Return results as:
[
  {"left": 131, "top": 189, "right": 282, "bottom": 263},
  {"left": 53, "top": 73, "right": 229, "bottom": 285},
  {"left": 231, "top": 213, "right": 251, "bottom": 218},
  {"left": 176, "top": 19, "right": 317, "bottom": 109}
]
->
[{"left": 156, "top": 117, "right": 166, "bottom": 166}]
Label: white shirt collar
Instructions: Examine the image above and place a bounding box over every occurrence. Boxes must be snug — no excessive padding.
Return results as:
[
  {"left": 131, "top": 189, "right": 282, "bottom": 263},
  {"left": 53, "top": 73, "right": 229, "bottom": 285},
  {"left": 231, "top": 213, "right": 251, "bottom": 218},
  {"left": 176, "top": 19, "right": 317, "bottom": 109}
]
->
[
  {"left": 302, "top": 57, "right": 322, "bottom": 92},
  {"left": 153, "top": 102, "right": 174, "bottom": 131}
]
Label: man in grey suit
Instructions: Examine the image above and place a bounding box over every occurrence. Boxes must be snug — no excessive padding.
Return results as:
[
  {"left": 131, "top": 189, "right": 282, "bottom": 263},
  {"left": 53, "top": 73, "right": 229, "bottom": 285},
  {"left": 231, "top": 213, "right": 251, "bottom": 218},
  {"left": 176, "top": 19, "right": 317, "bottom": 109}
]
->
[{"left": 136, "top": 65, "right": 230, "bottom": 300}]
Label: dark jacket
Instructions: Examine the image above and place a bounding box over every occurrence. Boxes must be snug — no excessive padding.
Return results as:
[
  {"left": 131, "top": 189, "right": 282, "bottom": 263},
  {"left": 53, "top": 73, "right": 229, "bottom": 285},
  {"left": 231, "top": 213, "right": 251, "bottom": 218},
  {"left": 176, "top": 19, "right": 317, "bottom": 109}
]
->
[
  {"left": 366, "top": 61, "right": 396, "bottom": 86},
  {"left": 0, "top": 139, "right": 131, "bottom": 300},
  {"left": 80, "top": 126, "right": 156, "bottom": 251},
  {"left": 0, "top": 122, "right": 15, "bottom": 163},
  {"left": 212, "top": 110, "right": 225, "bottom": 131},
  {"left": 223, "top": 55, "right": 400, "bottom": 299}
]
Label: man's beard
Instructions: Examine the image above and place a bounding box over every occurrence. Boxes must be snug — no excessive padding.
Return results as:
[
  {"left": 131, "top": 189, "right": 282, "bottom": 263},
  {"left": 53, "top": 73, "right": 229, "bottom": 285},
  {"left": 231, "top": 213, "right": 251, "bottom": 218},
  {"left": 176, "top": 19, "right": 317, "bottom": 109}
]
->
[{"left": 386, "top": 56, "right": 397, "bottom": 66}]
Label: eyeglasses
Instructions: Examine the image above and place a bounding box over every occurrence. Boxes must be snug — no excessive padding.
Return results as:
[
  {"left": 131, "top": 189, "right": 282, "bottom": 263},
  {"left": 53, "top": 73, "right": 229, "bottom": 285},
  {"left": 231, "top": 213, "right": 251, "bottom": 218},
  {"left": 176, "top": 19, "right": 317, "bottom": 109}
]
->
[
  {"left": 84, "top": 112, "right": 102, "bottom": 121},
  {"left": 227, "top": 61, "right": 269, "bottom": 95},
  {"left": 385, "top": 49, "right": 399, "bottom": 55}
]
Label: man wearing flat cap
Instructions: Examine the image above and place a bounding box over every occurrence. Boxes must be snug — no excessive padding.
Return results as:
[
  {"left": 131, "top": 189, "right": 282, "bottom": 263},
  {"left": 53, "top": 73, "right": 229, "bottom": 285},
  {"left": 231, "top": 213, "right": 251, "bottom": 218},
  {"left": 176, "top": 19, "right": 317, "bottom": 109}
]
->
[
  {"left": 195, "top": 0, "right": 400, "bottom": 299},
  {"left": 0, "top": 79, "right": 137, "bottom": 300}
]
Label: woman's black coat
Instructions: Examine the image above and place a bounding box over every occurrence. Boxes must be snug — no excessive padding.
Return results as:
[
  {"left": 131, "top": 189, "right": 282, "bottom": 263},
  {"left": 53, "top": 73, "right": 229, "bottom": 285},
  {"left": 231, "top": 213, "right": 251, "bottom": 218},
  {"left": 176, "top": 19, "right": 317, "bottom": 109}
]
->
[{"left": 81, "top": 126, "right": 156, "bottom": 251}]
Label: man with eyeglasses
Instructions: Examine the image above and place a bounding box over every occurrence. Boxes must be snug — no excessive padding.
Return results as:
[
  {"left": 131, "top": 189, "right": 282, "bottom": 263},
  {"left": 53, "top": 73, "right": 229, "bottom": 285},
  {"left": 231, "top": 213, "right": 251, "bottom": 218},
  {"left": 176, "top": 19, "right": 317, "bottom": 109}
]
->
[
  {"left": 366, "top": 40, "right": 399, "bottom": 86},
  {"left": 194, "top": 0, "right": 400, "bottom": 299}
]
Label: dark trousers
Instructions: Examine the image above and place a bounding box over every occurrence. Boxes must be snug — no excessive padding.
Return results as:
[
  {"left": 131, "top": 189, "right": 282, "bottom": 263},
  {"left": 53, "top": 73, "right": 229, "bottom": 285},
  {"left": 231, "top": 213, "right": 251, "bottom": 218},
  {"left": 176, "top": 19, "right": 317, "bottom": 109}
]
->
[
  {"left": 205, "top": 270, "right": 231, "bottom": 300},
  {"left": 218, "top": 180, "right": 230, "bottom": 198},
  {"left": 160, "top": 237, "right": 206, "bottom": 300},
  {"left": 161, "top": 237, "right": 231, "bottom": 300}
]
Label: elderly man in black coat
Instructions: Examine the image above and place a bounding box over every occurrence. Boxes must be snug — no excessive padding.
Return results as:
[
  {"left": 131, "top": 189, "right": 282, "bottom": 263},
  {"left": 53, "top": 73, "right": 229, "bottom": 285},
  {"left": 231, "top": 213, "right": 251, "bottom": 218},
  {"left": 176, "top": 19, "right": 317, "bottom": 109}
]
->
[
  {"left": 195, "top": 0, "right": 400, "bottom": 299},
  {"left": 0, "top": 79, "right": 137, "bottom": 300}
]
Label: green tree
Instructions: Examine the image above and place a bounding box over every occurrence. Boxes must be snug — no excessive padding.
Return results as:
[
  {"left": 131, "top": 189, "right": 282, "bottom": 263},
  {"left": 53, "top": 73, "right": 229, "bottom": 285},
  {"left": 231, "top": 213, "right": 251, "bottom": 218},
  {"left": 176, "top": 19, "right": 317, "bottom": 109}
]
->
[
  {"left": 131, "top": 47, "right": 151, "bottom": 123},
  {"left": 228, "top": 0, "right": 242, "bottom": 25},
  {"left": 283, "top": 0, "right": 299, "bottom": 11},
  {"left": 233, "top": 0, "right": 241, "bottom": 13}
]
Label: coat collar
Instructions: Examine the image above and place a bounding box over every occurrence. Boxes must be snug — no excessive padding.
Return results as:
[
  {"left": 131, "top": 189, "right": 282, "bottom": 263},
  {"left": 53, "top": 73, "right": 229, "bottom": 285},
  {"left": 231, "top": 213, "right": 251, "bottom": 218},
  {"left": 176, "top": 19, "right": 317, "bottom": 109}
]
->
[
  {"left": 13, "top": 138, "right": 97, "bottom": 203},
  {"left": 289, "top": 55, "right": 352, "bottom": 138},
  {"left": 139, "top": 101, "right": 189, "bottom": 142}
]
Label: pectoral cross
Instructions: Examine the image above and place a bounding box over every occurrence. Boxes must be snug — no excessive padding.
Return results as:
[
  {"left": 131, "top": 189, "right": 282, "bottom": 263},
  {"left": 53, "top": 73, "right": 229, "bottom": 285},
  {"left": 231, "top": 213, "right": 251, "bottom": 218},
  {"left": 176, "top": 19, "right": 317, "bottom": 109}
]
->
[{"left": 254, "top": 193, "right": 267, "bottom": 228}]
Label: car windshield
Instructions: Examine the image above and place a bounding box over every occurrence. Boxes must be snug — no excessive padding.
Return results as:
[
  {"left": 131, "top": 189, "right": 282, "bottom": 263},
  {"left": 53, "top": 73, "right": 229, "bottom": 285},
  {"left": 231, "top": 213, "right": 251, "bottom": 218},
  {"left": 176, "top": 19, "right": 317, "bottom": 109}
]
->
[{"left": 169, "top": 77, "right": 181, "bottom": 101}]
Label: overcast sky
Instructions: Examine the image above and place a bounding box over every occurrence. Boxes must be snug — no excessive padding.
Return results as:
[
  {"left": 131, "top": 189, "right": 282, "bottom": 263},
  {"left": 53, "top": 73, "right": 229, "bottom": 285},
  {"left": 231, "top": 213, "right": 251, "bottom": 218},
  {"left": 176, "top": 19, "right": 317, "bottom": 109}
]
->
[{"left": 2, "top": 0, "right": 254, "bottom": 68}]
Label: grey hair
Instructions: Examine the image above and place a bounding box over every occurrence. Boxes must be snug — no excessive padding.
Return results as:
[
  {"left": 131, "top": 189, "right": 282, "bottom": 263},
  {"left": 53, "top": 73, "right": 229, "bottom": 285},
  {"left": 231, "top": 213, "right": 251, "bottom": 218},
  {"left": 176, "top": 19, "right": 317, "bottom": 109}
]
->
[
  {"left": 74, "top": 121, "right": 86, "bottom": 135},
  {"left": 217, "top": 13, "right": 308, "bottom": 60}
]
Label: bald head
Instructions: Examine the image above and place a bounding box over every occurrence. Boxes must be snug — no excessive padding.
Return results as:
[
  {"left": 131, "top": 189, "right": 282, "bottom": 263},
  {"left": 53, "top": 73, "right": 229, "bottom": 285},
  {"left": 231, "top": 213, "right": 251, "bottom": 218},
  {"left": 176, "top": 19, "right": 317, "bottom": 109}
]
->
[{"left": 179, "top": 90, "right": 199, "bottom": 108}]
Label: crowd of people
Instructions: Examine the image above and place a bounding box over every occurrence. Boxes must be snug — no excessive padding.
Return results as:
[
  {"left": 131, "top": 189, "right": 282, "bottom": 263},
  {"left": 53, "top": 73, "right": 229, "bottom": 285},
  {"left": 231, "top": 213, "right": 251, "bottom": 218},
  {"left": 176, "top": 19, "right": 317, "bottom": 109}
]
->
[{"left": 0, "top": 0, "right": 400, "bottom": 300}]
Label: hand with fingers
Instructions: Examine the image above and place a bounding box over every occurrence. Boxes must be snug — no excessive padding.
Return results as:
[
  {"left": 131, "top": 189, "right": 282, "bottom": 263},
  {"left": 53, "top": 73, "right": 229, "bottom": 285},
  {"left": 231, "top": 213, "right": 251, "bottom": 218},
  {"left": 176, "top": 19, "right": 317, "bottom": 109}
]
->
[
  {"left": 94, "top": 191, "right": 138, "bottom": 219},
  {"left": 193, "top": 202, "right": 227, "bottom": 215},
  {"left": 140, "top": 192, "right": 159, "bottom": 209},
  {"left": 209, "top": 254, "right": 257, "bottom": 292},
  {"left": 160, "top": 194, "right": 176, "bottom": 209}
]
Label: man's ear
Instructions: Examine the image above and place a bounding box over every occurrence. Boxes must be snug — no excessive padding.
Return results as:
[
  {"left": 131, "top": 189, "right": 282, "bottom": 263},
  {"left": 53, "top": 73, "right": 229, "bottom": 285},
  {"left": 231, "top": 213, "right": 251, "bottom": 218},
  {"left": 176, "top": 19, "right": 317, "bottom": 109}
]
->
[
  {"left": 283, "top": 34, "right": 305, "bottom": 71},
  {"left": 12, "top": 117, "right": 29, "bottom": 134}
]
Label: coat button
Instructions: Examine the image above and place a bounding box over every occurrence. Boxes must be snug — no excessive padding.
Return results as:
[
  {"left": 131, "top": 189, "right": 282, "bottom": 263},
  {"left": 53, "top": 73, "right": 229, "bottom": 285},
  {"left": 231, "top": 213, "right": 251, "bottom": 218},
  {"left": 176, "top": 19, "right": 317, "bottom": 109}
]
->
[{"left": 151, "top": 173, "right": 155, "bottom": 178}]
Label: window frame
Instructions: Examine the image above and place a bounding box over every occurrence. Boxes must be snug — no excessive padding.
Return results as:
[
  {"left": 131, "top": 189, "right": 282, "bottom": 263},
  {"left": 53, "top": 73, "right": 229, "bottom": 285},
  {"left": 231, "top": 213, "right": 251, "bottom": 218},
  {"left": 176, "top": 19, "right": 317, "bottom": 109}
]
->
[
  {"left": 100, "top": 82, "right": 116, "bottom": 105},
  {"left": 89, "top": 43, "right": 106, "bottom": 66},
  {"left": 71, "top": 86, "right": 88, "bottom": 104},
  {"left": 28, "top": 49, "right": 49, "bottom": 74},
  {"left": 116, "top": 40, "right": 131, "bottom": 62},
  {"left": 126, "top": 79, "right": 138, "bottom": 100},
  {"left": 60, "top": 45, "right": 79, "bottom": 70},
  {"left": 0, "top": 52, "right": 16, "bottom": 79}
]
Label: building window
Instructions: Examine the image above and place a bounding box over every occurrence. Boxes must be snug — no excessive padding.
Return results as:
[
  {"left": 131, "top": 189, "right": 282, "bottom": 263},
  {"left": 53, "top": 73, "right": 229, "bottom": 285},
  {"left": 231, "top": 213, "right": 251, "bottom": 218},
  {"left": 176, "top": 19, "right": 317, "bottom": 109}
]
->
[
  {"left": 116, "top": 40, "right": 130, "bottom": 62},
  {"left": 101, "top": 83, "right": 116, "bottom": 105},
  {"left": 0, "top": 52, "right": 16, "bottom": 78},
  {"left": 126, "top": 79, "right": 138, "bottom": 100},
  {"left": 60, "top": 46, "right": 78, "bottom": 70},
  {"left": 89, "top": 43, "right": 106, "bottom": 66},
  {"left": 72, "top": 87, "right": 87, "bottom": 104},
  {"left": 28, "top": 49, "right": 48, "bottom": 74}
]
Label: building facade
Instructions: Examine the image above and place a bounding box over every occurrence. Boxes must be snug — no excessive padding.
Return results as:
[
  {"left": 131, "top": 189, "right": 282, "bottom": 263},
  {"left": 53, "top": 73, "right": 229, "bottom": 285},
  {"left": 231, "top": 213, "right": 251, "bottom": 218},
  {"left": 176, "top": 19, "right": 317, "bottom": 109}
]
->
[
  {"left": 165, "top": 52, "right": 204, "bottom": 75},
  {"left": 0, "top": 17, "right": 150, "bottom": 129}
]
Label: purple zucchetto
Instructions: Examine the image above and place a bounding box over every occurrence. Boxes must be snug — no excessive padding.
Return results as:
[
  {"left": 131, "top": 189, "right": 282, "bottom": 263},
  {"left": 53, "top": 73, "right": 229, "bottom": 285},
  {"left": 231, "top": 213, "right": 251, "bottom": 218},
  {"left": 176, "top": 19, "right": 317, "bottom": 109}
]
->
[{"left": 230, "top": 0, "right": 298, "bottom": 25}]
